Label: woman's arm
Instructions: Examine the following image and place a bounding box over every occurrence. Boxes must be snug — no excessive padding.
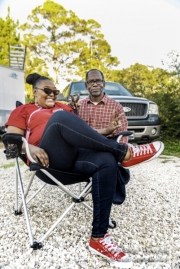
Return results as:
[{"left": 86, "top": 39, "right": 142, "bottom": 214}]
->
[
  {"left": 6, "top": 126, "right": 49, "bottom": 167},
  {"left": 7, "top": 126, "right": 25, "bottom": 135}
]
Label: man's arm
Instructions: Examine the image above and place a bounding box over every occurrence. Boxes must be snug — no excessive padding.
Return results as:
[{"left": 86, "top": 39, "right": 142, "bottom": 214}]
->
[{"left": 111, "top": 103, "right": 128, "bottom": 144}]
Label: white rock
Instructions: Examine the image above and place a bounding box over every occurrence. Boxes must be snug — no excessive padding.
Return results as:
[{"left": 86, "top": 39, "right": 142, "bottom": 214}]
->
[{"left": 0, "top": 148, "right": 179, "bottom": 269}]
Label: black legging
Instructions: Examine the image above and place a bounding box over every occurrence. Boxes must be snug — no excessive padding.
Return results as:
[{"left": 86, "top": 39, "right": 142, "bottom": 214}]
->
[
  {"left": 40, "top": 111, "right": 128, "bottom": 170},
  {"left": 39, "top": 111, "right": 128, "bottom": 237}
]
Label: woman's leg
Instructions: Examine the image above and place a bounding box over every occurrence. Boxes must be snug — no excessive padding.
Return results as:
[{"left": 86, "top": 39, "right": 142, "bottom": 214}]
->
[
  {"left": 74, "top": 149, "right": 118, "bottom": 237},
  {"left": 40, "top": 111, "right": 119, "bottom": 236},
  {"left": 40, "top": 111, "right": 128, "bottom": 170}
]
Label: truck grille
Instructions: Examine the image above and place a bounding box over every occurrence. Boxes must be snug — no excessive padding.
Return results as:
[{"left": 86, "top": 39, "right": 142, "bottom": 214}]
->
[{"left": 120, "top": 103, "right": 147, "bottom": 117}]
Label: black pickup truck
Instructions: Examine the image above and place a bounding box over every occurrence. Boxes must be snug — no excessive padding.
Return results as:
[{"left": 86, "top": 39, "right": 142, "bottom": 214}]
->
[{"left": 57, "top": 81, "right": 161, "bottom": 144}]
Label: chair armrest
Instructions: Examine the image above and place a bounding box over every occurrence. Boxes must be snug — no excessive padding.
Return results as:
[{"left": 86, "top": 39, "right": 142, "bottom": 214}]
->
[
  {"left": 1, "top": 133, "right": 24, "bottom": 159},
  {"left": 118, "top": 131, "right": 133, "bottom": 137}
]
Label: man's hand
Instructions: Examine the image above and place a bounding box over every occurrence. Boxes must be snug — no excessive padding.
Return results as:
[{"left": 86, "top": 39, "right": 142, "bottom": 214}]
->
[
  {"left": 95, "top": 110, "right": 124, "bottom": 136},
  {"left": 28, "top": 144, "right": 49, "bottom": 167},
  {"left": 105, "top": 110, "right": 124, "bottom": 135},
  {"left": 69, "top": 94, "right": 80, "bottom": 110}
]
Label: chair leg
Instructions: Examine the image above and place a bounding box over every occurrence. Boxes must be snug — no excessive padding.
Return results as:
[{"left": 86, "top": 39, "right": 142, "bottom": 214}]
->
[
  {"left": 108, "top": 218, "right": 117, "bottom": 229},
  {"left": 78, "top": 179, "right": 93, "bottom": 211},
  {"left": 82, "top": 201, "right": 93, "bottom": 212},
  {"left": 14, "top": 167, "right": 94, "bottom": 248},
  {"left": 15, "top": 158, "right": 39, "bottom": 248},
  {"left": 25, "top": 183, "right": 46, "bottom": 205},
  {"left": 38, "top": 202, "right": 76, "bottom": 243},
  {"left": 18, "top": 171, "right": 45, "bottom": 212},
  {"left": 38, "top": 180, "right": 93, "bottom": 243},
  {"left": 14, "top": 159, "right": 22, "bottom": 215},
  {"left": 37, "top": 176, "right": 93, "bottom": 244}
]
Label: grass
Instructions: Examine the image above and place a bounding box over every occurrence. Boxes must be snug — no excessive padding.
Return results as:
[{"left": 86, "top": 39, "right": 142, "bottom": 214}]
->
[
  {"left": 161, "top": 138, "right": 180, "bottom": 158},
  {"left": 0, "top": 161, "right": 24, "bottom": 169}
]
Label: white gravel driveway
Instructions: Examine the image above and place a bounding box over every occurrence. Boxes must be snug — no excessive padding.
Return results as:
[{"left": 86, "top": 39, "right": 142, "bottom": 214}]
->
[{"left": 0, "top": 147, "right": 179, "bottom": 269}]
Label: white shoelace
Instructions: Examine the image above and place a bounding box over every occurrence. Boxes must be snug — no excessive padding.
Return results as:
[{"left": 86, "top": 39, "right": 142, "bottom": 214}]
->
[
  {"left": 100, "top": 236, "right": 123, "bottom": 258},
  {"left": 131, "top": 144, "right": 153, "bottom": 157}
]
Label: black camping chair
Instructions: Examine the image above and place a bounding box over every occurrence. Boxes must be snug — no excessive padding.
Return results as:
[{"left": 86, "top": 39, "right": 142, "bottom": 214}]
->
[{"left": 2, "top": 101, "right": 133, "bottom": 250}]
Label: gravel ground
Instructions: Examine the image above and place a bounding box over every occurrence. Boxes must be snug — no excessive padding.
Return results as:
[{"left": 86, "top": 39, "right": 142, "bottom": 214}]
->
[{"left": 0, "top": 147, "right": 179, "bottom": 269}]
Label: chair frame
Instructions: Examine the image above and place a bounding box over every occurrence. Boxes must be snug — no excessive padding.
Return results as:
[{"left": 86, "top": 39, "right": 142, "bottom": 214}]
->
[{"left": 3, "top": 134, "right": 116, "bottom": 250}]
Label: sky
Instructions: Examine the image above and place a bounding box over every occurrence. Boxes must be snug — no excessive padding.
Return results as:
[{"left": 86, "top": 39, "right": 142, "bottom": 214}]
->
[{"left": 0, "top": 0, "right": 180, "bottom": 87}]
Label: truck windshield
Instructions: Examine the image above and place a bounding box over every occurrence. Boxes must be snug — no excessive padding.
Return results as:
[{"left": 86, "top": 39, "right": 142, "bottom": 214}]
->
[
  {"left": 70, "top": 82, "right": 132, "bottom": 96},
  {"left": 71, "top": 83, "right": 88, "bottom": 95},
  {"left": 104, "top": 82, "right": 132, "bottom": 96}
]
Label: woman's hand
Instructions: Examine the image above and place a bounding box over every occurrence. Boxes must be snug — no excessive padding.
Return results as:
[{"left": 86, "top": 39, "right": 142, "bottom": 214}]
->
[
  {"left": 6, "top": 126, "right": 49, "bottom": 167},
  {"left": 28, "top": 144, "right": 49, "bottom": 167}
]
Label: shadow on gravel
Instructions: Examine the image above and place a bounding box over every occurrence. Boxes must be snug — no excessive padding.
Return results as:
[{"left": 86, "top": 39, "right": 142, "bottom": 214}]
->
[{"left": 159, "top": 155, "right": 179, "bottom": 163}]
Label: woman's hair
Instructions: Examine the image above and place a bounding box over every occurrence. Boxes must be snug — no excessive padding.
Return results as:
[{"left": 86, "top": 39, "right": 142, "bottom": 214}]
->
[{"left": 26, "top": 73, "right": 50, "bottom": 88}]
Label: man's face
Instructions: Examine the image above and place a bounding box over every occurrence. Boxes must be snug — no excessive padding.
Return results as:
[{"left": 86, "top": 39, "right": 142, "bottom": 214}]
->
[{"left": 85, "top": 70, "right": 105, "bottom": 99}]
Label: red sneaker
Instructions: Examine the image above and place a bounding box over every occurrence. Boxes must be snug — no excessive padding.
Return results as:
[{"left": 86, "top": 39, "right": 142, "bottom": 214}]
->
[
  {"left": 89, "top": 234, "right": 133, "bottom": 268},
  {"left": 121, "top": 141, "right": 164, "bottom": 168}
]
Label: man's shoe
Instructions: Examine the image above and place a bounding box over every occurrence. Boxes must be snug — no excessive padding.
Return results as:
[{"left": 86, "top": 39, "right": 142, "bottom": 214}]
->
[
  {"left": 89, "top": 234, "right": 133, "bottom": 268},
  {"left": 121, "top": 141, "right": 164, "bottom": 168}
]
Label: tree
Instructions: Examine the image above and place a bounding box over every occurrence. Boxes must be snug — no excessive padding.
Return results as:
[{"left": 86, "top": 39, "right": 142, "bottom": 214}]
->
[
  {"left": 108, "top": 62, "right": 180, "bottom": 138},
  {"left": 24, "top": 49, "right": 51, "bottom": 102},
  {"left": 0, "top": 7, "right": 20, "bottom": 66},
  {"left": 163, "top": 50, "right": 180, "bottom": 76},
  {"left": 149, "top": 80, "right": 180, "bottom": 138},
  {"left": 20, "top": 0, "right": 119, "bottom": 83},
  {"left": 149, "top": 64, "right": 180, "bottom": 138},
  {"left": 109, "top": 63, "right": 157, "bottom": 97},
  {"left": 71, "top": 37, "right": 119, "bottom": 80}
]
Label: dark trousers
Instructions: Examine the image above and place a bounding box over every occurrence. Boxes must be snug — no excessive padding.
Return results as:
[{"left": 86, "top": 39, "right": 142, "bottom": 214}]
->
[{"left": 39, "top": 111, "right": 128, "bottom": 237}]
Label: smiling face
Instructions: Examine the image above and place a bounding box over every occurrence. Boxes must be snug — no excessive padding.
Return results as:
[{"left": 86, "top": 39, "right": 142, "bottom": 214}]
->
[
  {"left": 33, "top": 79, "right": 58, "bottom": 108},
  {"left": 85, "top": 70, "right": 105, "bottom": 102}
]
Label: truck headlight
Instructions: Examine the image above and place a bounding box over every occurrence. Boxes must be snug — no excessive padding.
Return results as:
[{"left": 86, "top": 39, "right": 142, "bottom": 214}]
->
[{"left": 148, "top": 104, "right": 159, "bottom": 114}]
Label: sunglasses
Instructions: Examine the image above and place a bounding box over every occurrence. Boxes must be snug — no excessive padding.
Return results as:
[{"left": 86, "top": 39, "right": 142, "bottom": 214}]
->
[{"left": 35, "top": 87, "right": 60, "bottom": 95}]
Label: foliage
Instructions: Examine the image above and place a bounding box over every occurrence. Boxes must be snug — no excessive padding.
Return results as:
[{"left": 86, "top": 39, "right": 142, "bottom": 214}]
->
[
  {"left": 0, "top": 7, "right": 20, "bottom": 66},
  {"left": 144, "top": 55, "right": 180, "bottom": 139},
  {"left": 160, "top": 138, "right": 180, "bottom": 158},
  {"left": 71, "top": 38, "right": 119, "bottom": 80},
  {"left": 1, "top": 3, "right": 180, "bottom": 139},
  {"left": 24, "top": 49, "right": 51, "bottom": 102},
  {"left": 147, "top": 77, "right": 180, "bottom": 138},
  {"left": 164, "top": 50, "right": 180, "bottom": 75},
  {"left": 19, "top": 0, "right": 118, "bottom": 83},
  {"left": 108, "top": 63, "right": 157, "bottom": 96},
  {"left": 108, "top": 55, "right": 180, "bottom": 139}
]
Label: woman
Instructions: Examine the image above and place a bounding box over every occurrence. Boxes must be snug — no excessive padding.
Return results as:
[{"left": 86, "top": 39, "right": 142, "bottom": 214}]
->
[{"left": 5, "top": 73, "right": 164, "bottom": 268}]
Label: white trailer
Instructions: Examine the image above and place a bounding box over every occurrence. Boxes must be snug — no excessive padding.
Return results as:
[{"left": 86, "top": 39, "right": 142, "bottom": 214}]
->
[{"left": 0, "top": 65, "right": 25, "bottom": 133}]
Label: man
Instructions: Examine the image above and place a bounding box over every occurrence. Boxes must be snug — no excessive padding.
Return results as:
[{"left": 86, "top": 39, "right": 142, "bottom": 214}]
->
[
  {"left": 78, "top": 69, "right": 128, "bottom": 143},
  {"left": 77, "top": 68, "right": 130, "bottom": 200},
  {"left": 77, "top": 69, "right": 132, "bottom": 266}
]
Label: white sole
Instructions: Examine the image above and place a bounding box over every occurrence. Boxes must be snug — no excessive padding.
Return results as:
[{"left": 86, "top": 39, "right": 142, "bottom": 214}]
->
[
  {"left": 122, "top": 141, "right": 164, "bottom": 168},
  {"left": 89, "top": 246, "right": 133, "bottom": 268}
]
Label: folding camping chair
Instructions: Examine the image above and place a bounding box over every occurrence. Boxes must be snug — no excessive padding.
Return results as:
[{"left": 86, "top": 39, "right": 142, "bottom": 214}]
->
[
  {"left": 2, "top": 100, "right": 132, "bottom": 249},
  {"left": 3, "top": 132, "right": 133, "bottom": 250}
]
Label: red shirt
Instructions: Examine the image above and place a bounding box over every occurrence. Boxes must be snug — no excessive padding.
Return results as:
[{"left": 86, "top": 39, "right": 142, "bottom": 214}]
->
[
  {"left": 5, "top": 102, "right": 74, "bottom": 146},
  {"left": 78, "top": 93, "right": 128, "bottom": 144}
]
